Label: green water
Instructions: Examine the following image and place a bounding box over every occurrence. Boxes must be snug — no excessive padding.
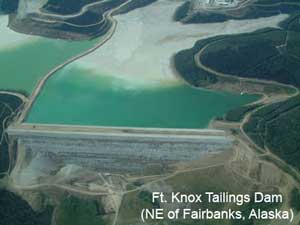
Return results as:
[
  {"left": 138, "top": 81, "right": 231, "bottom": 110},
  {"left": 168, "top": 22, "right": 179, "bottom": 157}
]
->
[
  {"left": 27, "top": 66, "right": 258, "bottom": 128},
  {"left": 0, "top": 20, "right": 258, "bottom": 128},
  {"left": 0, "top": 38, "right": 97, "bottom": 94}
]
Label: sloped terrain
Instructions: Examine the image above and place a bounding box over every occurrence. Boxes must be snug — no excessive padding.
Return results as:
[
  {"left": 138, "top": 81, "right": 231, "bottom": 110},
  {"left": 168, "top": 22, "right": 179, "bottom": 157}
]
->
[
  {"left": 0, "top": 189, "right": 53, "bottom": 225},
  {"left": 5, "top": 0, "right": 158, "bottom": 40},
  {"left": 0, "top": 94, "right": 23, "bottom": 178},
  {"left": 174, "top": 0, "right": 300, "bottom": 24},
  {"left": 244, "top": 95, "right": 300, "bottom": 170}
]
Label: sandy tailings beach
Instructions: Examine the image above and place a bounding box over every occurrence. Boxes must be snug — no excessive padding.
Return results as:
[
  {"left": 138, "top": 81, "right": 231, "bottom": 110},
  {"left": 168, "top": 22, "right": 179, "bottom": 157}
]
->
[
  {"left": 25, "top": 0, "right": 263, "bottom": 127},
  {"left": 0, "top": 15, "right": 37, "bottom": 50},
  {"left": 75, "top": 0, "right": 288, "bottom": 89}
]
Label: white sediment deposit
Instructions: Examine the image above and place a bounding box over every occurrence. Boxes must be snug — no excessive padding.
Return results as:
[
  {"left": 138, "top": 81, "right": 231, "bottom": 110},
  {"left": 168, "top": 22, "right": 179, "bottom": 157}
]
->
[
  {"left": 17, "top": 0, "right": 48, "bottom": 19},
  {"left": 74, "top": 0, "right": 289, "bottom": 88},
  {"left": 0, "top": 15, "right": 37, "bottom": 50},
  {"left": 12, "top": 152, "right": 61, "bottom": 185}
]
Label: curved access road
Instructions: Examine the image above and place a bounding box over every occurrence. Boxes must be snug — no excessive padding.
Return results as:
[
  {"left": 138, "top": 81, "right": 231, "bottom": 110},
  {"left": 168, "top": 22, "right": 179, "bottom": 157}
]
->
[
  {"left": 193, "top": 32, "right": 300, "bottom": 183},
  {"left": 39, "top": 0, "right": 110, "bottom": 19},
  {"left": 17, "top": 0, "right": 132, "bottom": 124},
  {"left": 0, "top": 91, "right": 28, "bottom": 103},
  {"left": 194, "top": 41, "right": 299, "bottom": 95}
]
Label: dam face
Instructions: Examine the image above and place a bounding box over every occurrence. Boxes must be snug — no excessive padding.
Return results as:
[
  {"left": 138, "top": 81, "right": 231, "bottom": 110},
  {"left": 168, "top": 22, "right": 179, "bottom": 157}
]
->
[{"left": 7, "top": 124, "right": 233, "bottom": 173}]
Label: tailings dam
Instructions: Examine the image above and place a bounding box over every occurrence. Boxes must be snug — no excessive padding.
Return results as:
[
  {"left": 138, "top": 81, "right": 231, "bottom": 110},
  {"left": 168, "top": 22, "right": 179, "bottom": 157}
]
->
[
  {"left": 1, "top": 0, "right": 284, "bottom": 176},
  {"left": 7, "top": 124, "right": 232, "bottom": 173}
]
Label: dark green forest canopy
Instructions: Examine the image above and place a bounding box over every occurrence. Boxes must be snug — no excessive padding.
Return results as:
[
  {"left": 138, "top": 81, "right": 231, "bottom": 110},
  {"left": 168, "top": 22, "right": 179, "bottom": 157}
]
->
[
  {"left": 56, "top": 196, "right": 107, "bottom": 225},
  {"left": 43, "top": 0, "right": 157, "bottom": 15},
  {"left": 0, "top": 189, "right": 53, "bottom": 225},
  {"left": 199, "top": 28, "right": 300, "bottom": 87},
  {"left": 42, "top": 0, "right": 100, "bottom": 14},
  {"left": 244, "top": 95, "right": 300, "bottom": 170},
  {"left": 174, "top": 4, "right": 300, "bottom": 172},
  {"left": 175, "top": 12, "right": 300, "bottom": 88},
  {"left": 0, "top": 94, "right": 23, "bottom": 177},
  {"left": 224, "top": 104, "right": 261, "bottom": 122},
  {"left": 38, "top": 0, "right": 157, "bottom": 38},
  {"left": 0, "top": 0, "right": 19, "bottom": 13}
]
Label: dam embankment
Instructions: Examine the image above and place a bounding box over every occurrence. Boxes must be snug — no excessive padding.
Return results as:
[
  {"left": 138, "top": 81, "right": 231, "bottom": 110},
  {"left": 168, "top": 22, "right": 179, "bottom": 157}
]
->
[{"left": 7, "top": 124, "right": 233, "bottom": 173}]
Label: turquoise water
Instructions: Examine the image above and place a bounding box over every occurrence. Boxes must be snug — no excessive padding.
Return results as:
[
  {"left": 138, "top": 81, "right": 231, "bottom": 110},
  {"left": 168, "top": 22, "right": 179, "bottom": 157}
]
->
[
  {"left": 0, "top": 19, "right": 258, "bottom": 129},
  {"left": 0, "top": 37, "right": 97, "bottom": 94},
  {"left": 26, "top": 66, "right": 258, "bottom": 128}
]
